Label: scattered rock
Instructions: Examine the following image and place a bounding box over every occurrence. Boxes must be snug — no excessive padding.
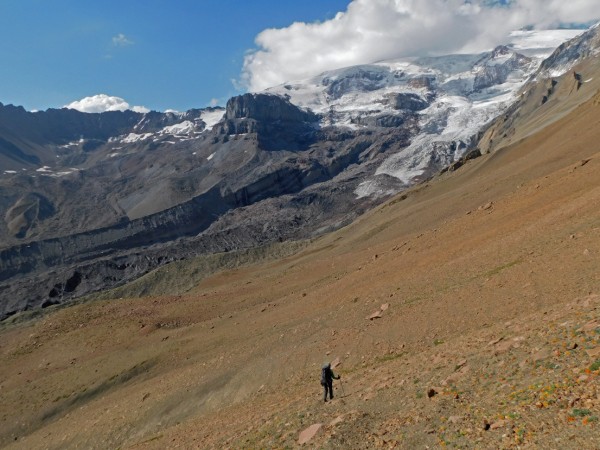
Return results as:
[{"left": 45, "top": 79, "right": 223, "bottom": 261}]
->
[
  {"left": 368, "top": 311, "right": 383, "bottom": 320},
  {"left": 579, "top": 320, "right": 599, "bottom": 333},
  {"left": 298, "top": 423, "right": 322, "bottom": 445},
  {"left": 490, "top": 420, "right": 508, "bottom": 430},
  {"left": 454, "top": 359, "right": 467, "bottom": 371},
  {"left": 483, "top": 420, "right": 491, "bottom": 431},
  {"left": 380, "top": 303, "right": 390, "bottom": 311},
  {"left": 532, "top": 348, "right": 551, "bottom": 361},
  {"left": 448, "top": 415, "right": 462, "bottom": 424},
  {"left": 329, "top": 415, "right": 345, "bottom": 427},
  {"left": 585, "top": 347, "right": 600, "bottom": 358},
  {"left": 494, "top": 340, "right": 514, "bottom": 355},
  {"left": 488, "top": 336, "right": 503, "bottom": 346},
  {"left": 443, "top": 365, "right": 469, "bottom": 386},
  {"left": 427, "top": 388, "right": 437, "bottom": 398}
]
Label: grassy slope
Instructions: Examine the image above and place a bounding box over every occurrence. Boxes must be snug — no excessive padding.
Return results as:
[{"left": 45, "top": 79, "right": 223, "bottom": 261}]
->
[{"left": 1, "top": 71, "right": 600, "bottom": 449}]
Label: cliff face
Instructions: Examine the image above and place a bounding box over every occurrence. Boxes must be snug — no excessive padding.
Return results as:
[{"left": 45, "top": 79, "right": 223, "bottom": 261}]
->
[
  {"left": 224, "top": 93, "right": 317, "bottom": 123},
  {"left": 0, "top": 91, "right": 418, "bottom": 319},
  {"left": 218, "top": 94, "right": 320, "bottom": 151}
]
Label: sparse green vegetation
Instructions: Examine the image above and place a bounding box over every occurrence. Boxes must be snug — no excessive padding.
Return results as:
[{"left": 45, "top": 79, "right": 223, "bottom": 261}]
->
[
  {"left": 482, "top": 259, "right": 523, "bottom": 278},
  {"left": 376, "top": 352, "right": 406, "bottom": 363},
  {"left": 572, "top": 408, "right": 592, "bottom": 417}
]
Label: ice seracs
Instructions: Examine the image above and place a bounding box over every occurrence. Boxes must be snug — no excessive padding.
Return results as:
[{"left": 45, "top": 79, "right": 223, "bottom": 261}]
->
[{"left": 266, "top": 29, "right": 584, "bottom": 198}]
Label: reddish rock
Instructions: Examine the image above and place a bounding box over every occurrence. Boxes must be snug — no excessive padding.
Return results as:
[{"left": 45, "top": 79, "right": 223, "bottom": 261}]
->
[
  {"left": 579, "top": 320, "right": 600, "bottom": 332},
  {"left": 494, "top": 340, "right": 514, "bottom": 355},
  {"left": 455, "top": 359, "right": 467, "bottom": 370},
  {"left": 368, "top": 311, "right": 383, "bottom": 320},
  {"left": 532, "top": 348, "right": 551, "bottom": 361},
  {"left": 586, "top": 347, "right": 600, "bottom": 358},
  {"left": 329, "top": 415, "right": 345, "bottom": 427},
  {"left": 298, "top": 423, "right": 322, "bottom": 445},
  {"left": 490, "top": 420, "right": 508, "bottom": 430},
  {"left": 488, "top": 336, "right": 503, "bottom": 346}
]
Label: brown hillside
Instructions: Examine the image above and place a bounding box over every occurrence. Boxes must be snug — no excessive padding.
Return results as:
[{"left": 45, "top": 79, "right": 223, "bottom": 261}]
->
[{"left": 1, "top": 77, "right": 600, "bottom": 448}]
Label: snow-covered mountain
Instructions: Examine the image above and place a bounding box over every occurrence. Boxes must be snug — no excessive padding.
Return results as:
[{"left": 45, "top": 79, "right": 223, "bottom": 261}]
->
[
  {"left": 267, "top": 29, "right": 583, "bottom": 197},
  {"left": 0, "top": 27, "right": 594, "bottom": 319}
]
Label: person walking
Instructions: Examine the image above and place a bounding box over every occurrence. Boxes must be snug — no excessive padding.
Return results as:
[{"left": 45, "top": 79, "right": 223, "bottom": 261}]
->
[{"left": 320, "top": 362, "right": 340, "bottom": 402}]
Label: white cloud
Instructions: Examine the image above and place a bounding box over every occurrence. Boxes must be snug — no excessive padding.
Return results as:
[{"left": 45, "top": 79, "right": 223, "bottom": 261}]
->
[
  {"left": 65, "top": 94, "right": 149, "bottom": 113},
  {"left": 112, "top": 33, "right": 134, "bottom": 47},
  {"left": 241, "top": 0, "right": 600, "bottom": 91},
  {"left": 209, "top": 98, "right": 219, "bottom": 107}
]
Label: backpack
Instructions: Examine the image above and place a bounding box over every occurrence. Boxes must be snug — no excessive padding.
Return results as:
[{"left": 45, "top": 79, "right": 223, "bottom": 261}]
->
[{"left": 321, "top": 366, "right": 328, "bottom": 386}]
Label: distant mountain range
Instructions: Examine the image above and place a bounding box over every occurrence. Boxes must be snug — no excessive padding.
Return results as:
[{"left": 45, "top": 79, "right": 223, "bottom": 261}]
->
[{"left": 1, "top": 26, "right": 597, "bottom": 320}]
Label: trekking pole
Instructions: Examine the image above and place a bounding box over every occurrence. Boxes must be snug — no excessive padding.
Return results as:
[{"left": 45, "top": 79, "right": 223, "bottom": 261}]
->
[{"left": 339, "top": 378, "right": 346, "bottom": 397}]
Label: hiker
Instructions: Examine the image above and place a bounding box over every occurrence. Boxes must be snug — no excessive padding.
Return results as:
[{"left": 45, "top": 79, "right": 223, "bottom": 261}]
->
[{"left": 321, "top": 362, "right": 340, "bottom": 402}]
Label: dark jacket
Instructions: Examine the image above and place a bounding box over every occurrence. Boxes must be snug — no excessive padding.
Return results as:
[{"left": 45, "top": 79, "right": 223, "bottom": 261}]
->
[{"left": 321, "top": 365, "right": 339, "bottom": 385}]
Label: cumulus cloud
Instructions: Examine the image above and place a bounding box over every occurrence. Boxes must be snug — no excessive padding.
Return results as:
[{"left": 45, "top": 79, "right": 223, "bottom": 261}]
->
[
  {"left": 65, "top": 94, "right": 149, "bottom": 113},
  {"left": 112, "top": 33, "right": 134, "bottom": 47},
  {"left": 241, "top": 0, "right": 600, "bottom": 91}
]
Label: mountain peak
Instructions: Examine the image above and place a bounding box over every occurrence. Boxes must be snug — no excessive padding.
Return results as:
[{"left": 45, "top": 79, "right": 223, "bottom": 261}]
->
[{"left": 225, "top": 93, "right": 317, "bottom": 122}]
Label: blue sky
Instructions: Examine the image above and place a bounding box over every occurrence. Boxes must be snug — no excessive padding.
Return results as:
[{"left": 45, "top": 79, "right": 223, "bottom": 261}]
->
[
  {"left": 0, "top": 0, "right": 350, "bottom": 112},
  {"left": 1, "top": 0, "right": 597, "bottom": 113}
]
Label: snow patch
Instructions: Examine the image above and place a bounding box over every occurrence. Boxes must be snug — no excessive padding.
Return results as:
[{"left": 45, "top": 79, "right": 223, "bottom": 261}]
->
[
  {"left": 122, "top": 133, "right": 153, "bottom": 143},
  {"left": 207, "top": 152, "right": 215, "bottom": 161},
  {"left": 160, "top": 120, "right": 195, "bottom": 135},
  {"left": 200, "top": 109, "right": 225, "bottom": 131}
]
